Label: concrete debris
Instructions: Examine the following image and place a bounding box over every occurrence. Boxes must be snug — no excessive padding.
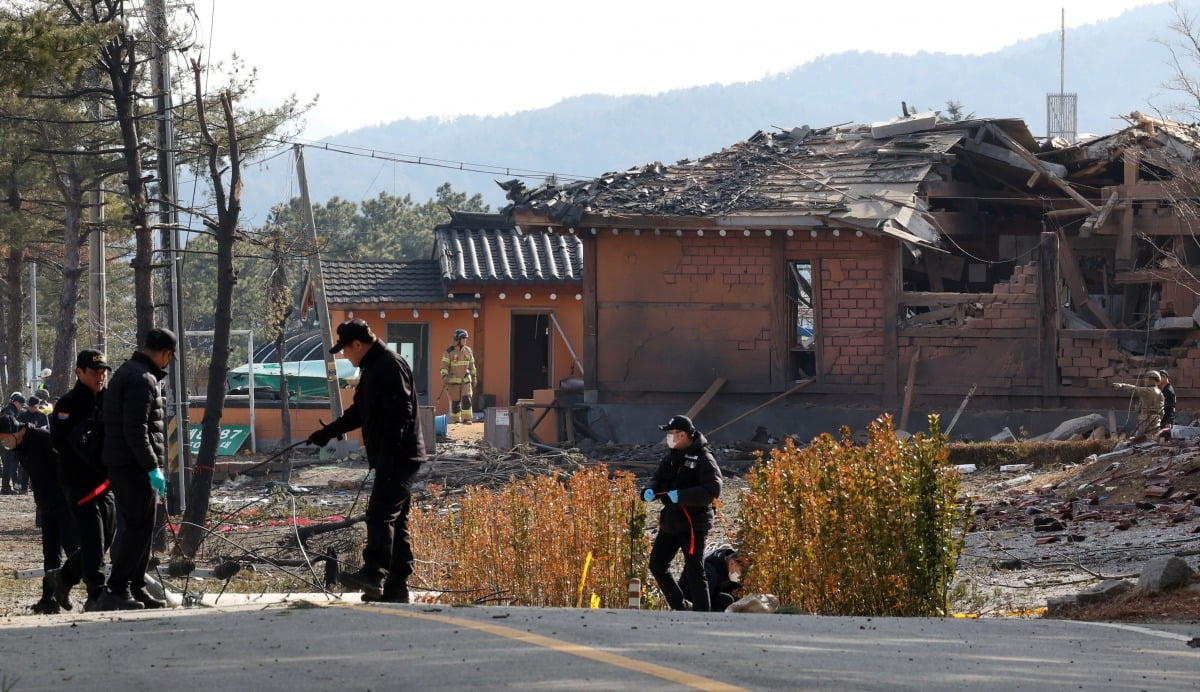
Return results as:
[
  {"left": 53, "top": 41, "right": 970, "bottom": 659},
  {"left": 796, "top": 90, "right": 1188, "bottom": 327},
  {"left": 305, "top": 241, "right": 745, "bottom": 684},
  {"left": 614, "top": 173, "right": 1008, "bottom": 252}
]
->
[
  {"left": 1136, "top": 556, "right": 1195, "bottom": 592},
  {"left": 1044, "top": 414, "right": 1107, "bottom": 442}
]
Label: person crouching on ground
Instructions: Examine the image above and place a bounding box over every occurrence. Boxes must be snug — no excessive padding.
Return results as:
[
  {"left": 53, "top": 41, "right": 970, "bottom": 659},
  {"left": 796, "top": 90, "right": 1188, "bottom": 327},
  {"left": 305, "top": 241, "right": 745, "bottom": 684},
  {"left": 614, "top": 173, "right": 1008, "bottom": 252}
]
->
[
  {"left": 0, "top": 415, "right": 83, "bottom": 613},
  {"left": 679, "top": 544, "right": 744, "bottom": 611},
  {"left": 1112, "top": 371, "right": 1164, "bottom": 444},
  {"left": 641, "top": 414, "right": 722, "bottom": 611}
]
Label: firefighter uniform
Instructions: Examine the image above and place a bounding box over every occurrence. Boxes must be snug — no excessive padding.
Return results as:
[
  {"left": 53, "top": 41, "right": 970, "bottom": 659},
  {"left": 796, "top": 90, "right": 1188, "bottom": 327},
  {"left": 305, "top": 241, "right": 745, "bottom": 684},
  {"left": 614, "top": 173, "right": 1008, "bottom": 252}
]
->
[{"left": 440, "top": 331, "right": 477, "bottom": 423}]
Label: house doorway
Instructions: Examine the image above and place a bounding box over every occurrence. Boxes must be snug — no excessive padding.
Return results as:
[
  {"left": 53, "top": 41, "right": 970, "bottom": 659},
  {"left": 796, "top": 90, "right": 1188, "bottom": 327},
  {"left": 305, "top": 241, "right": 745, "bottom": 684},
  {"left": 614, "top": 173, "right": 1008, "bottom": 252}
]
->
[
  {"left": 386, "top": 322, "right": 431, "bottom": 402},
  {"left": 510, "top": 313, "right": 550, "bottom": 404}
]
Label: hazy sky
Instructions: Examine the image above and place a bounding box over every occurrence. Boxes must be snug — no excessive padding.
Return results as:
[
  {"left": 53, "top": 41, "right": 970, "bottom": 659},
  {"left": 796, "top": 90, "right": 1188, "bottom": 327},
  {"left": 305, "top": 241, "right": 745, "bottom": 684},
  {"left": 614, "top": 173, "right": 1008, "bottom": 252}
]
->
[{"left": 187, "top": 0, "right": 1168, "bottom": 139}]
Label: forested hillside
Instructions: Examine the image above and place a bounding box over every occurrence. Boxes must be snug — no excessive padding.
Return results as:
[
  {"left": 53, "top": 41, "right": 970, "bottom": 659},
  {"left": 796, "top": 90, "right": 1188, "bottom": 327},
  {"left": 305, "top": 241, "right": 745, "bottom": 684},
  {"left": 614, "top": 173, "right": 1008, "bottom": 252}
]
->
[{"left": 239, "top": 3, "right": 1180, "bottom": 222}]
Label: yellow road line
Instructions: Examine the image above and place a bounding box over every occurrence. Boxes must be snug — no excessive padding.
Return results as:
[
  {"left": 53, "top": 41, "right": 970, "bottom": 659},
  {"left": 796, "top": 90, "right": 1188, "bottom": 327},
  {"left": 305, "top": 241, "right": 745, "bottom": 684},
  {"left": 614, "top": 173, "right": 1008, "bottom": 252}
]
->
[{"left": 345, "top": 603, "right": 747, "bottom": 691}]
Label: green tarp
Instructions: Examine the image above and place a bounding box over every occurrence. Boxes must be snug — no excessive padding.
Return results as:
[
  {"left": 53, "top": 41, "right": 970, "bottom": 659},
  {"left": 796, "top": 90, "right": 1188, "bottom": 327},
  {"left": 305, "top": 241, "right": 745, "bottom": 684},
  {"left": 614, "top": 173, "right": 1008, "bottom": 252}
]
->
[{"left": 226, "top": 360, "right": 357, "bottom": 399}]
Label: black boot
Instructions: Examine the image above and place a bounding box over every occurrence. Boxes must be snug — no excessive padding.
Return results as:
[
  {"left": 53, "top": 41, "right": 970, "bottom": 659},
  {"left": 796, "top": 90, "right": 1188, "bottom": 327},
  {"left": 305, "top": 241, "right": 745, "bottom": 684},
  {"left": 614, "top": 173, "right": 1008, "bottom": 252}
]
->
[
  {"left": 338, "top": 567, "right": 384, "bottom": 597},
  {"left": 44, "top": 569, "right": 73, "bottom": 611},
  {"left": 131, "top": 586, "right": 167, "bottom": 609},
  {"left": 96, "top": 589, "right": 145, "bottom": 611},
  {"left": 363, "top": 583, "right": 409, "bottom": 603},
  {"left": 30, "top": 595, "right": 60, "bottom": 615}
]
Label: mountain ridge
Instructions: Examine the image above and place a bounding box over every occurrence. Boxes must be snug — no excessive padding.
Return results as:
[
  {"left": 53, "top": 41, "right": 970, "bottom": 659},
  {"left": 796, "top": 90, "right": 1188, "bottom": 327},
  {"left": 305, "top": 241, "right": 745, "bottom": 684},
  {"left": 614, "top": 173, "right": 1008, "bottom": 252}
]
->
[{"left": 238, "top": 2, "right": 1187, "bottom": 224}]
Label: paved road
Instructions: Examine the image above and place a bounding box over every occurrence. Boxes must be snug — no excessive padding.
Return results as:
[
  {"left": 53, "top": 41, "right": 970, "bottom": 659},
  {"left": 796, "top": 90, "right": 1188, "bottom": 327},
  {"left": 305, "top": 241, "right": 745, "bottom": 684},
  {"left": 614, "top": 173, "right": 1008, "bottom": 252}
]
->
[{"left": 0, "top": 599, "right": 1195, "bottom": 690}]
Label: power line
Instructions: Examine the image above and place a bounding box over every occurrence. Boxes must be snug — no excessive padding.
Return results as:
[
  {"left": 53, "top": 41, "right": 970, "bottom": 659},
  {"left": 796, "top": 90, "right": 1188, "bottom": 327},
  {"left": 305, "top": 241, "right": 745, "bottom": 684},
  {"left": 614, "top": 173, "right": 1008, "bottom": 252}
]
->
[{"left": 257, "top": 136, "right": 594, "bottom": 184}]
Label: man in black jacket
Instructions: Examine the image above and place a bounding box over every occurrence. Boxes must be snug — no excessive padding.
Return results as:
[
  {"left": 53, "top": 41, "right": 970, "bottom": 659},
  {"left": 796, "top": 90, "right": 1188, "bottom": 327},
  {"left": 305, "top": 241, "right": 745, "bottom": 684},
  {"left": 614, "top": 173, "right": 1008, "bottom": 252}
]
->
[
  {"left": 309, "top": 319, "right": 426, "bottom": 603},
  {"left": 98, "top": 328, "right": 175, "bottom": 611},
  {"left": 2, "top": 393, "right": 26, "bottom": 494},
  {"left": 49, "top": 349, "right": 115, "bottom": 611},
  {"left": 0, "top": 415, "right": 82, "bottom": 614},
  {"left": 641, "top": 414, "right": 723, "bottom": 611}
]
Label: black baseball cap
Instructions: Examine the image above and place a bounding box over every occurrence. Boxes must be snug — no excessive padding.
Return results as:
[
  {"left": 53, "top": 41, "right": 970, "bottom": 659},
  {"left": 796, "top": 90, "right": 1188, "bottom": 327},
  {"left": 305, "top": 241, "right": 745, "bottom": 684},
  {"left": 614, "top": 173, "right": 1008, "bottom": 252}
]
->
[
  {"left": 143, "top": 327, "right": 178, "bottom": 352},
  {"left": 330, "top": 318, "right": 374, "bottom": 353},
  {"left": 658, "top": 414, "right": 696, "bottom": 434},
  {"left": 76, "top": 349, "right": 112, "bottom": 370}
]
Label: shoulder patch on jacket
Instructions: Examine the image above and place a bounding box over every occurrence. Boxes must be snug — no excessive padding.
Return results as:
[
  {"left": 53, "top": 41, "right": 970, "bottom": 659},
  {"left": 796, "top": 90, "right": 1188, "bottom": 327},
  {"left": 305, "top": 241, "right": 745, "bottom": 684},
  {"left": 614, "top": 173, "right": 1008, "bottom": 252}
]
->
[{"left": 56, "top": 411, "right": 70, "bottom": 420}]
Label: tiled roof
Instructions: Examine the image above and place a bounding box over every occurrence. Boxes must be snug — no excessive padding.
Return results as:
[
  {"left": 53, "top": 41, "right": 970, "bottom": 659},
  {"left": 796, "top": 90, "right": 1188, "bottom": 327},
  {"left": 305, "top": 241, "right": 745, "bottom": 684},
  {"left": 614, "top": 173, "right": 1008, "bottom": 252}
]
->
[
  {"left": 498, "top": 117, "right": 1041, "bottom": 246},
  {"left": 319, "top": 259, "right": 452, "bottom": 305},
  {"left": 435, "top": 212, "right": 583, "bottom": 284}
]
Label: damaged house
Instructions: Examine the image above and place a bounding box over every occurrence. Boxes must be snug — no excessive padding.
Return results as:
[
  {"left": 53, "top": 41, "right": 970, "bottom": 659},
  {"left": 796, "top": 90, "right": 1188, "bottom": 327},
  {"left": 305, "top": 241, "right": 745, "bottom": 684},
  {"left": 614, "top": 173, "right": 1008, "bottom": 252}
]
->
[{"left": 501, "top": 111, "right": 1200, "bottom": 441}]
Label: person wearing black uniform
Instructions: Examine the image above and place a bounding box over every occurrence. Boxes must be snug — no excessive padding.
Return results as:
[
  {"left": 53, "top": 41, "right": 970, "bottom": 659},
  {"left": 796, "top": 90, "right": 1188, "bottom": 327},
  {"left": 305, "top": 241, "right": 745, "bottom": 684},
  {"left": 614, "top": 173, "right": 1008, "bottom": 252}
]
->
[
  {"left": 0, "top": 415, "right": 82, "bottom": 614},
  {"left": 20, "top": 397, "right": 49, "bottom": 429},
  {"left": 679, "top": 545, "right": 744, "bottom": 611},
  {"left": 309, "top": 319, "right": 426, "bottom": 603},
  {"left": 2, "top": 393, "right": 26, "bottom": 494},
  {"left": 641, "top": 414, "right": 723, "bottom": 611},
  {"left": 98, "top": 328, "right": 174, "bottom": 611},
  {"left": 49, "top": 349, "right": 115, "bottom": 611},
  {"left": 1156, "top": 369, "right": 1177, "bottom": 442}
]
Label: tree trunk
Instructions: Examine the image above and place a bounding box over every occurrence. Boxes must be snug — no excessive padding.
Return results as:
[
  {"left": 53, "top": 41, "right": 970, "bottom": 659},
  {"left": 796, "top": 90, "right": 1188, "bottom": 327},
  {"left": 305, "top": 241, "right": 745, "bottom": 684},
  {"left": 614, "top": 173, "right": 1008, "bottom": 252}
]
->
[
  {"left": 100, "top": 35, "right": 155, "bottom": 337},
  {"left": 179, "top": 80, "right": 241, "bottom": 556},
  {"left": 50, "top": 176, "right": 86, "bottom": 397},
  {"left": 4, "top": 248, "right": 25, "bottom": 395}
]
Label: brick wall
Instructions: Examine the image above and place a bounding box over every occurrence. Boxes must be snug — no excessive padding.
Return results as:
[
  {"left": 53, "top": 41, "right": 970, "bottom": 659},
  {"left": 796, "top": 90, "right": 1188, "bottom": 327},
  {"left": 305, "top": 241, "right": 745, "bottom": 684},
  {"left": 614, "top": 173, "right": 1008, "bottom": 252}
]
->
[
  {"left": 664, "top": 236, "right": 772, "bottom": 287},
  {"left": 1059, "top": 333, "right": 1200, "bottom": 392},
  {"left": 822, "top": 255, "right": 886, "bottom": 386},
  {"left": 899, "top": 263, "right": 1043, "bottom": 391}
]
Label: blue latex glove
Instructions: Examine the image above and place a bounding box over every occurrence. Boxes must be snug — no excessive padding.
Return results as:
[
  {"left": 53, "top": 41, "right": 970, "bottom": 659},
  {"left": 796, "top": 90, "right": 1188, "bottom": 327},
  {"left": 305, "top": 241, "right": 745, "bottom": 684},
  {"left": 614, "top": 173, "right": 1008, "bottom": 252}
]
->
[
  {"left": 642, "top": 488, "right": 656, "bottom": 502},
  {"left": 666, "top": 490, "right": 679, "bottom": 503},
  {"left": 148, "top": 468, "right": 167, "bottom": 494}
]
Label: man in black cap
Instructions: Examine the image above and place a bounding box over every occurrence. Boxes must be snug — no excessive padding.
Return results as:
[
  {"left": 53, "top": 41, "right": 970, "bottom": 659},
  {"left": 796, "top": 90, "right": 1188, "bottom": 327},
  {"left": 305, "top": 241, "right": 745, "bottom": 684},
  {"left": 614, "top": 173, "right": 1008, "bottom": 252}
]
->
[
  {"left": 1, "top": 393, "right": 26, "bottom": 494},
  {"left": 0, "top": 414, "right": 82, "bottom": 613},
  {"left": 309, "top": 318, "right": 426, "bottom": 602},
  {"left": 49, "top": 349, "right": 115, "bottom": 611},
  {"left": 97, "top": 328, "right": 175, "bottom": 610},
  {"left": 640, "top": 414, "right": 722, "bottom": 611}
]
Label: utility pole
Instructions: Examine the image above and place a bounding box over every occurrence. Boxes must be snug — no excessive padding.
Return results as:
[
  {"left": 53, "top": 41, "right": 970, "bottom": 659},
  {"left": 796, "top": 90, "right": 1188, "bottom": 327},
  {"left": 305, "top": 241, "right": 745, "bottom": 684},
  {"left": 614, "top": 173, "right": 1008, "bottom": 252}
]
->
[
  {"left": 148, "top": 0, "right": 190, "bottom": 507},
  {"left": 294, "top": 145, "right": 345, "bottom": 454},
  {"left": 29, "top": 262, "right": 37, "bottom": 389}
]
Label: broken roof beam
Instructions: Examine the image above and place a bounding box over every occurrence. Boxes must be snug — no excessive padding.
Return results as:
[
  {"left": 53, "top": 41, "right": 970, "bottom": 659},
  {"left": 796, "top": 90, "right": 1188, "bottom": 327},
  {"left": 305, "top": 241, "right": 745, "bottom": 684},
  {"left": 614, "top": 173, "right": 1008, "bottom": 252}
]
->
[
  {"left": 1056, "top": 229, "right": 1116, "bottom": 329},
  {"left": 1080, "top": 190, "right": 1121, "bottom": 237},
  {"left": 985, "top": 123, "right": 1099, "bottom": 215}
]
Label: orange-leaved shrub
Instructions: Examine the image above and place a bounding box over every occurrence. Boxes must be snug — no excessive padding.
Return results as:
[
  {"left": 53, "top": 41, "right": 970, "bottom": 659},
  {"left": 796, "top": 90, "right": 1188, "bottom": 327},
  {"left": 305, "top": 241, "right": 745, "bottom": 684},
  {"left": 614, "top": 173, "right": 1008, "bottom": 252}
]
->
[
  {"left": 409, "top": 464, "right": 648, "bottom": 607},
  {"left": 737, "top": 414, "right": 967, "bottom": 616}
]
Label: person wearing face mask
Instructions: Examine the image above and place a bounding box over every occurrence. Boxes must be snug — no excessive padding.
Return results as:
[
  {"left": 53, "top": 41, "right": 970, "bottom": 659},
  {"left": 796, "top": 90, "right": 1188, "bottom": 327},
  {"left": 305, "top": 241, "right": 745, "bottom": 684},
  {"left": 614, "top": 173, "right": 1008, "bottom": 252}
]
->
[
  {"left": 97, "top": 328, "right": 176, "bottom": 611},
  {"left": 640, "top": 414, "right": 722, "bottom": 611}
]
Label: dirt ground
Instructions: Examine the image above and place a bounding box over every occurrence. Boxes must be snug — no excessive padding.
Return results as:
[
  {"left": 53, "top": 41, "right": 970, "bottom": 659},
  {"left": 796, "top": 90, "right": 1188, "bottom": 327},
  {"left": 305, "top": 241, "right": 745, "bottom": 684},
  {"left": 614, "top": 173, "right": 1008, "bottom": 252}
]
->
[{"left": 2, "top": 421, "right": 1199, "bottom": 623}]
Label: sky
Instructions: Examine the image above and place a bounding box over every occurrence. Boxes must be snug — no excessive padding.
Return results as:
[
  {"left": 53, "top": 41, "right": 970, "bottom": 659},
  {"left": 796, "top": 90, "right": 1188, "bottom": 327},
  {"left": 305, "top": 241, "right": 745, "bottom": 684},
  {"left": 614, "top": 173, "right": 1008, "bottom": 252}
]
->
[{"left": 186, "top": 0, "right": 1170, "bottom": 140}]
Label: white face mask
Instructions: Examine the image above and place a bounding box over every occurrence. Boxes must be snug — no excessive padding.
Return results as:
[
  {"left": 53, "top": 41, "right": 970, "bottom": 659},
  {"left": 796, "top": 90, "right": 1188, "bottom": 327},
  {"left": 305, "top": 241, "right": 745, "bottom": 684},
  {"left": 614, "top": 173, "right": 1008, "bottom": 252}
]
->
[{"left": 664, "top": 434, "right": 678, "bottom": 449}]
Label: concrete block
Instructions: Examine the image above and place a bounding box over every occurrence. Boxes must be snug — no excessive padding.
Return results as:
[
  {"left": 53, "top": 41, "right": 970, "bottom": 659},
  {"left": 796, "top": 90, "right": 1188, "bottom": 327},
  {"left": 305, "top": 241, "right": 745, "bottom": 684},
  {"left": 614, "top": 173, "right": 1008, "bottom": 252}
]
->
[
  {"left": 1137, "top": 556, "right": 1195, "bottom": 592},
  {"left": 1076, "top": 579, "right": 1131, "bottom": 605}
]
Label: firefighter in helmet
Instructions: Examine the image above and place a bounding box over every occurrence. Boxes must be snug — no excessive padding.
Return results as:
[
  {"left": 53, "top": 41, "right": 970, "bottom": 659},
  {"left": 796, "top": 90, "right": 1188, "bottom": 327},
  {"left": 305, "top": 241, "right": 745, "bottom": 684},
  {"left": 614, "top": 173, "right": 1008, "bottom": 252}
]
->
[{"left": 440, "top": 329, "right": 477, "bottom": 424}]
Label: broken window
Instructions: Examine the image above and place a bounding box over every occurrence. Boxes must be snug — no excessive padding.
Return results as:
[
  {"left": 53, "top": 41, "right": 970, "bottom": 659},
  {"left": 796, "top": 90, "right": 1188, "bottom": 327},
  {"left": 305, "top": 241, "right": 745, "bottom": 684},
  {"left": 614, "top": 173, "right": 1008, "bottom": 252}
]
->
[{"left": 789, "top": 260, "right": 817, "bottom": 380}]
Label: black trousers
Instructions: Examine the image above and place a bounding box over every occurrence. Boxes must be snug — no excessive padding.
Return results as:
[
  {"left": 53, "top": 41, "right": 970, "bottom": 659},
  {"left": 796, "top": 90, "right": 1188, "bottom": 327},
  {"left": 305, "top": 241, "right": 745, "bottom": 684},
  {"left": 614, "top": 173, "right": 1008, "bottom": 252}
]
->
[
  {"left": 39, "top": 496, "right": 82, "bottom": 596},
  {"left": 649, "top": 527, "right": 711, "bottom": 612},
  {"left": 70, "top": 490, "right": 116, "bottom": 598},
  {"left": 106, "top": 466, "right": 155, "bottom": 595},
  {"left": 362, "top": 461, "right": 421, "bottom": 590}
]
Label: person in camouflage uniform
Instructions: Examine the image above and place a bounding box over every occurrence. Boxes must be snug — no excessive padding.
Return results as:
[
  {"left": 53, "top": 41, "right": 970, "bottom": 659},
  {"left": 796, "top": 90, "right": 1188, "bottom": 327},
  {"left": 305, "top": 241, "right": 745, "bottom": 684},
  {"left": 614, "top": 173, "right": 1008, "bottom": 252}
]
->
[{"left": 1112, "top": 371, "right": 1164, "bottom": 442}]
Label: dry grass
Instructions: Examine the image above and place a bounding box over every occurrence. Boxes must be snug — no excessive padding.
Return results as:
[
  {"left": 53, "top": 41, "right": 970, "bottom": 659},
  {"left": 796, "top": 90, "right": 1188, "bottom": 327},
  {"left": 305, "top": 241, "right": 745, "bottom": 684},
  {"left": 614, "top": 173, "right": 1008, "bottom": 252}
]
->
[{"left": 1051, "top": 588, "right": 1200, "bottom": 624}]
